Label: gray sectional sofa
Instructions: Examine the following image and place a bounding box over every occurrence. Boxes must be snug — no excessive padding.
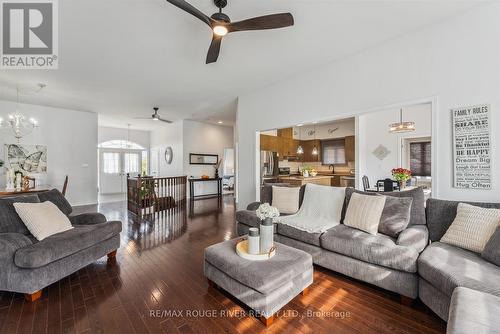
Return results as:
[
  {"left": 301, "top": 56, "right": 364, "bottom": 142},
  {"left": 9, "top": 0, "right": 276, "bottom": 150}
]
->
[
  {"left": 419, "top": 199, "right": 500, "bottom": 320},
  {"left": 236, "top": 185, "right": 429, "bottom": 302},
  {"left": 236, "top": 185, "right": 500, "bottom": 329},
  {"left": 0, "top": 189, "right": 122, "bottom": 301}
]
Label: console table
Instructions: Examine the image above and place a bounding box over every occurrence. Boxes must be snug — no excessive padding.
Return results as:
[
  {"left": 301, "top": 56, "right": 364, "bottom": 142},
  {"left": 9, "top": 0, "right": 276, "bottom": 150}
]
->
[{"left": 188, "top": 177, "right": 222, "bottom": 199}]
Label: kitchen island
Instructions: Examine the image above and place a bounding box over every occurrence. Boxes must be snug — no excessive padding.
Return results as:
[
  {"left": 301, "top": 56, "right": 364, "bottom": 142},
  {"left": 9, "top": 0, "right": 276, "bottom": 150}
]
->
[{"left": 278, "top": 175, "right": 335, "bottom": 186}]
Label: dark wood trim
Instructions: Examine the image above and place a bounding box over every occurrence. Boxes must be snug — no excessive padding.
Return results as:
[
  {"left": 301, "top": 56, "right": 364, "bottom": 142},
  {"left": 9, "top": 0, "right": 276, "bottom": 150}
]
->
[{"left": 107, "top": 250, "right": 117, "bottom": 259}]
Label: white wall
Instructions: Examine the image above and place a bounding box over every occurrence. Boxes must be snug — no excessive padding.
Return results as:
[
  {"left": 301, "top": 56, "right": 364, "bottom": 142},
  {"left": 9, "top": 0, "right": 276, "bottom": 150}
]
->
[
  {"left": 150, "top": 122, "right": 184, "bottom": 177},
  {"left": 98, "top": 126, "right": 150, "bottom": 149},
  {"left": 358, "top": 103, "right": 431, "bottom": 184},
  {"left": 293, "top": 119, "right": 355, "bottom": 140},
  {"left": 0, "top": 100, "right": 98, "bottom": 205},
  {"left": 183, "top": 120, "right": 234, "bottom": 197},
  {"left": 236, "top": 3, "right": 500, "bottom": 208}
]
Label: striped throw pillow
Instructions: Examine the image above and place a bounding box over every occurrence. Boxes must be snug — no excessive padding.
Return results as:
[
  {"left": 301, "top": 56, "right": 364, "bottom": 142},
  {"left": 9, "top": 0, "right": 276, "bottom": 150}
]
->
[{"left": 441, "top": 203, "right": 500, "bottom": 253}]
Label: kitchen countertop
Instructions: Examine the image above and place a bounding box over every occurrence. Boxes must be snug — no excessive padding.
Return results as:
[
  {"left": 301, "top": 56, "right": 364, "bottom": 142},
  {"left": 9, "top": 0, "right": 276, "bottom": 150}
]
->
[{"left": 286, "top": 175, "right": 334, "bottom": 181}]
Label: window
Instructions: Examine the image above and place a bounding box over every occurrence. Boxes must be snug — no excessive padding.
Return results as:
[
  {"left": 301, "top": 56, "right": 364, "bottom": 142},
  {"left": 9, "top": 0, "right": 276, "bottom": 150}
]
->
[
  {"left": 124, "top": 153, "right": 140, "bottom": 173},
  {"left": 410, "top": 141, "right": 431, "bottom": 176},
  {"left": 98, "top": 140, "right": 145, "bottom": 150},
  {"left": 103, "top": 153, "right": 120, "bottom": 174},
  {"left": 322, "top": 139, "right": 346, "bottom": 165},
  {"left": 141, "top": 150, "right": 148, "bottom": 175}
]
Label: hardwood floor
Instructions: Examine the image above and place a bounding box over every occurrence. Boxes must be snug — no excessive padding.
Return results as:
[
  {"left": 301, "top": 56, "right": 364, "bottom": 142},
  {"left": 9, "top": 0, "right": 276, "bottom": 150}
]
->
[{"left": 0, "top": 196, "right": 446, "bottom": 334}]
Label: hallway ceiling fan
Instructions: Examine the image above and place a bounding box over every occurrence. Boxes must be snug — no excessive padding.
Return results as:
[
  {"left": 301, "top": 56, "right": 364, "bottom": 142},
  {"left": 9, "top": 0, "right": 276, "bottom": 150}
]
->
[
  {"left": 165, "top": 0, "right": 294, "bottom": 63},
  {"left": 134, "top": 107, "right": 173, "bottom": 123}
]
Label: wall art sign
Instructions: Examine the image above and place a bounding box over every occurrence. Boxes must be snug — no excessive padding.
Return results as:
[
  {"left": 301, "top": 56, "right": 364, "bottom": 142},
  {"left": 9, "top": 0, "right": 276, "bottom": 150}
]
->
[{"left": 452, "top": 104, "right": 491, "bottom": 190}]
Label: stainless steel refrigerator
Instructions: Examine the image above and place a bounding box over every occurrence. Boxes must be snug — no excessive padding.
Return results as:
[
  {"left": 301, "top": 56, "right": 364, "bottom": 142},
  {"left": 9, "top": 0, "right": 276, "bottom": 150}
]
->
[{"left": 260, "top": 151, "right": 279, "bottom": 184}]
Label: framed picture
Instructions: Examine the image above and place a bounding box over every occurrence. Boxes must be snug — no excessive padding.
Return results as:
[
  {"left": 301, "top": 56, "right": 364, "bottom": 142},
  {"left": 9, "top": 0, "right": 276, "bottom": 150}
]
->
[{"left": 452, "top": 104, "right": 491, "bottom": 190}]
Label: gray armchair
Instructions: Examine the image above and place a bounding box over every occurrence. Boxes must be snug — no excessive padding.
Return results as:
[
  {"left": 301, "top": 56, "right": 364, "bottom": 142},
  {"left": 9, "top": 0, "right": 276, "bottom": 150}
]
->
[{"left": 0, "top": 190, "right": 122, "bottom": 301}]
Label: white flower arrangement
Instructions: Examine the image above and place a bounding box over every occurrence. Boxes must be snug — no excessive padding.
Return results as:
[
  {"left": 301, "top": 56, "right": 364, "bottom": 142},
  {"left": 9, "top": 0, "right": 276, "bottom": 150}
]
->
[{"left": 256, "top": 203, "right": 280, "bottom": 220}]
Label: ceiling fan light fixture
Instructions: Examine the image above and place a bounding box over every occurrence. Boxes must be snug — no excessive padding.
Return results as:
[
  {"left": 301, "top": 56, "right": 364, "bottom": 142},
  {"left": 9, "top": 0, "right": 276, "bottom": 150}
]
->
[{"left": 213, "top": 25, "right": 228, "bottom": 36}]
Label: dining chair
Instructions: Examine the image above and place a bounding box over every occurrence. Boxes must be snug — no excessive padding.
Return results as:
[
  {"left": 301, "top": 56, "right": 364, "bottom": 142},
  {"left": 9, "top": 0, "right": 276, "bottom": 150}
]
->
[{"left": 62, "top": 175, "right": 68, "bottom": 196}]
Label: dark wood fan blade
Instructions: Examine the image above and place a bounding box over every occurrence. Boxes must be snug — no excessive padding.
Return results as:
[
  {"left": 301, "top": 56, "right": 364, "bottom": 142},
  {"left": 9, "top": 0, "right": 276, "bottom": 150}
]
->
[
  {"left": 165, "top": 0, "right": 213, "bottom": 27},
  {"left": 228, "top": 13, "right": 294, "bottom": 32},
  {"left": 206, "top": 35, "right": 222, "bottom": 64},
  {"left": 158, "top": 117, "right": 173, "bottom": 124}
]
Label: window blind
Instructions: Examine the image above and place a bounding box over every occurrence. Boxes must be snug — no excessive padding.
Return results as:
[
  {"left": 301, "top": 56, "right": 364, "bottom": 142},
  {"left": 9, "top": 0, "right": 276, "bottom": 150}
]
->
[
  {"left": 410, "top": 141, "right": 431, "bottom": 176},
  {"left": 322, "top": 139, "right": 346, "bottom": 165}
]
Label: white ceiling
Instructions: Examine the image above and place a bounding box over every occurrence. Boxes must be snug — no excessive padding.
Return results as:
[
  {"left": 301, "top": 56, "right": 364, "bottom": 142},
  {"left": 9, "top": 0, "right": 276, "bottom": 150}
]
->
[{"left": 0, "top": 0, "right": 482, "bottom": 130}]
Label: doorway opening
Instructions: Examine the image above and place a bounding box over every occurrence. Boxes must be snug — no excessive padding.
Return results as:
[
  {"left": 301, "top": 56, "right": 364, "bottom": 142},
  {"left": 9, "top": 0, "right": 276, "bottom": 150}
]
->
[{"left": 98, "top": 140, "right": 148, "bottom": 202}]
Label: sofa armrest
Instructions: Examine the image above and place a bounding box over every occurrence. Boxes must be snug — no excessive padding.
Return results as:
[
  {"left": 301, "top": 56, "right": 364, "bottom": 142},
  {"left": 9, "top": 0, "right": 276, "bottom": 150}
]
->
[
  {"left": 396, "top": 225, "right": 429, "bottom": 253},
  {"left": 69, "top": 212, "right": 107, "bottom": 225},
  {"left": 0, "top": 233, "right": 33, "bottom": 273},
  {"left": 246, "top": 202, "right": 262, "bottom": 211}
]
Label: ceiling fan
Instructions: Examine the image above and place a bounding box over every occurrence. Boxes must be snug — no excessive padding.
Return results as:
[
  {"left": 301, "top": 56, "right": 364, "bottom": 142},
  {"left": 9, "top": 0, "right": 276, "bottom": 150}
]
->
[
  {"left": 165, "top": 0, "right": 294, "bottom": 63},
  {"left": 134, "top": 107, "right": 173, "bottom": 123}
]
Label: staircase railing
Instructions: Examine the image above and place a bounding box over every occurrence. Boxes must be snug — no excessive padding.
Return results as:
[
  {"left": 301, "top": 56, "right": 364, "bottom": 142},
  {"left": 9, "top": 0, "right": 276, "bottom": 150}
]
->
[{"left": 127, "top": 175, "right": 187, "bottom": 216}]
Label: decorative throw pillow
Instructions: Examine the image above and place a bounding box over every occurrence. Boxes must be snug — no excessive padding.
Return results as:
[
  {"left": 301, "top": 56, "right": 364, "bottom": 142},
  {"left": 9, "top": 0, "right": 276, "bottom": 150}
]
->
[
  {"left": 14, "top": 201, "right": 73, "bottom": 241},
  {"left": 441, "top": 203, "right": 500, "bottom": 253},
  {"left": 37, "top": 189, "right": 73, "bottom": 216},
  {"left": 342, "top": 187, "right": 425, "bottom": 226},
  {"left": 481, "top": 226, "right": 500, "bottom": 266},
  {"left": 272, "top": 186, "right": 300, "bottom": 214},
  {"left": 344, "top": 193, "right": 387, "bottom": 235},
  {"left": 377, "top": 195, "right": 413, "bottom": 237}
]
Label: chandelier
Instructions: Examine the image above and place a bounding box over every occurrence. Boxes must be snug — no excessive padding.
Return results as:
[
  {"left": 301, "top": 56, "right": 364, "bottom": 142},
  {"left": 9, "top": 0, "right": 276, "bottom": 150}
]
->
[
  {"left": 389, "top": 108, "right": 415, "bottom": 133},
  {"left": 0, "top": 86, "right": 39, "bottom": 141}
]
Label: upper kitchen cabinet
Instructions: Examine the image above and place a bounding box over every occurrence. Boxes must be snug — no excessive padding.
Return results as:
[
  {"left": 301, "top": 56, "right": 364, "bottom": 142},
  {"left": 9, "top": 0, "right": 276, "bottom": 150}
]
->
[
  {"left": 345, "top": 135, "right": 355, "bottom": 162},
  {"left": 301, "top": 140, "right": 321, "bottom": 162},
  {"left": 260, "top": 134, "right": 279, "bottom": 152}
]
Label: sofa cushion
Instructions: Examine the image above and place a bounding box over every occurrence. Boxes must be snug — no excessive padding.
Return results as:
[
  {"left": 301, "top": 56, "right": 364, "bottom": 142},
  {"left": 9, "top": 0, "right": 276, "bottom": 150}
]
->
[
  {"left": 14, "top": 220, "right": 122, "bottom": 268},
  {"left": 37, "top": 189, "right": 73, "bottom": 216},
  {"left": 418, "top": 242, "right": 500, "bottom": 298},
  {"left": 344, "top": 187, "right": 425, "bottom": 227},
  {"left": 320, "top": 224, "right": 419, "bottom": 272},
  {"left": 482, "top": 226, "right": 500, "bottom": 266},
  {"left": 426, "top": 198, "right": 500, "bottom": 242},
  {"left": 447, "top": 287, "right": 500, "bottom": 334},
  {"left": 0, "top": 195, "right": 40, "bottom": 234},
  {"left": 277, "top": 223, "right": 322, "bottom": 246}
]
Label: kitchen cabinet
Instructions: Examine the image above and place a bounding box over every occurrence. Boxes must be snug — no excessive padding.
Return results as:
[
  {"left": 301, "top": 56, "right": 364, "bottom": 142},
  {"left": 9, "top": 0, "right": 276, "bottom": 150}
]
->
[
  {"left": 345, "top": 135, "right": 355, "bottom": 162},
  {"left": 301, "top": 140, "right": 321, "bottom": 163},
  {"left": 260, "top": 134, "right": 278, "bottom": 152}
]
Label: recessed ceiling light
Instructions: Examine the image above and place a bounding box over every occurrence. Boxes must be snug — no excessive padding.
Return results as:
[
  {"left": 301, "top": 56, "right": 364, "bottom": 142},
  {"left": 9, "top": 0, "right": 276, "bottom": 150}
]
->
[
  {"left": 297, "top": 124, "right": 303, "bottom": 127},
  {"left": 217, "top": 121, "right": 223, "bottom": 124}
]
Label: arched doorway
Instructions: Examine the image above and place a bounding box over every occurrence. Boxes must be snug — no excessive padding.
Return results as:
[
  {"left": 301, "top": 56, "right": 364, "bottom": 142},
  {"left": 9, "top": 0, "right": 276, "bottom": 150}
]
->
[{"left": 98, "top": 140, "right": 147, "bottom": 195}]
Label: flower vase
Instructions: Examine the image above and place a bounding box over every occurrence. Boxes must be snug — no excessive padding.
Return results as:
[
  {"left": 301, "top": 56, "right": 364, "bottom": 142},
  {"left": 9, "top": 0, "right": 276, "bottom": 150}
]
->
[
  {"left": 400, "top": 180, "right": 406, "bottom": 190},
  {"left": 259, "top": 217, "right": 274, "bottom": 254}
]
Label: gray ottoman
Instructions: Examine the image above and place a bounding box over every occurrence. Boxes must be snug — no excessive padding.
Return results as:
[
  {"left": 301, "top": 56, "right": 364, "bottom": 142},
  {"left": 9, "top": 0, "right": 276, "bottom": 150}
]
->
[
  {"left": 204, "top": 239, "right": 313, "bottom": 326},
  {"left": 447, "top": 287, "right": 500, "bottom": 334}
]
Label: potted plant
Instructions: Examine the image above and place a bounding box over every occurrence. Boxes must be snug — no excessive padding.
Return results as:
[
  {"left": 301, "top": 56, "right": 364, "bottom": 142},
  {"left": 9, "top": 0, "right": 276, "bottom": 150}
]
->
[{"left": 392, "top": 168, "right": 412, "bottom": 189}]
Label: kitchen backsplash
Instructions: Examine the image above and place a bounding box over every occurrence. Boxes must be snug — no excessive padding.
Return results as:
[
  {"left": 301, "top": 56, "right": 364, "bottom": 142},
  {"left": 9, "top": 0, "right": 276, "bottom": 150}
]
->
[{"left": 279, "top": 161, "right": 354, "bottom": 174}]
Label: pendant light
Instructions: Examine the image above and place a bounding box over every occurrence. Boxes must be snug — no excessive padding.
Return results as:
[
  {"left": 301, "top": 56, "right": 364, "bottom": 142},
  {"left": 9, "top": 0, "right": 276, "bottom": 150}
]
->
[
  {"left": 389, "top": 108, "right": 416, "bottom": 133},
  {"left": 312, "top": 123, "right": 318, "bottom": 155},
  {"left": 296, "top": 125, "right": 304, "bottom": 155}
]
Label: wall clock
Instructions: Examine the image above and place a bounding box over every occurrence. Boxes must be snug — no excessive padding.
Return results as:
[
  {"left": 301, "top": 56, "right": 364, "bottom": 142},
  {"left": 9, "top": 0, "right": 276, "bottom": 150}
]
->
[{"left": 165, "top": 147, "right": 173, "bottom": 164}]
